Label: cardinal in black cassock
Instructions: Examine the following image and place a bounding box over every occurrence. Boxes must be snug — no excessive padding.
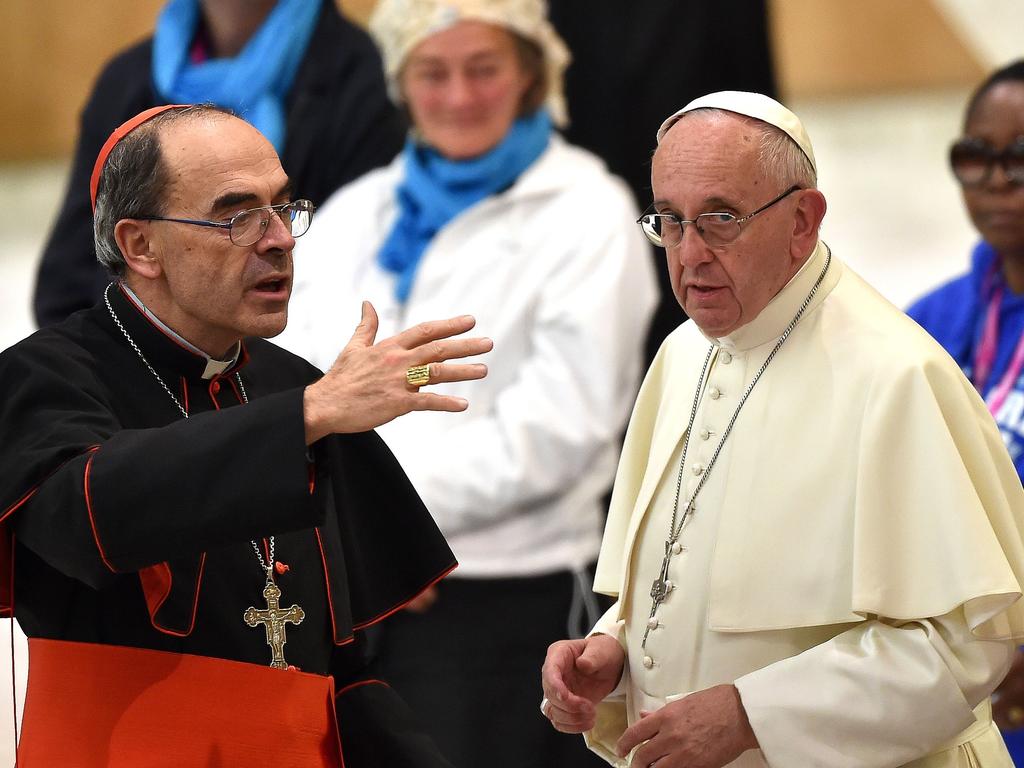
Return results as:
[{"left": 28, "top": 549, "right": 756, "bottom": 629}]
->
[
  {"left": 0, "top": 281, "right": 459, "bottom": 766},
  {"left": 0, "top": 104, "right": 472, "bottom": 768}
]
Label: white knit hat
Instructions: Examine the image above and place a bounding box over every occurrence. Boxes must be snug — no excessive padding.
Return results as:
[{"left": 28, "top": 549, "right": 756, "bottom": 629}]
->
[
  {"left": 369, "top": 0, "right": 570, "bottom": 127},
  {"left": 657, "top": 90, "right": 817, "bottom": 173}
]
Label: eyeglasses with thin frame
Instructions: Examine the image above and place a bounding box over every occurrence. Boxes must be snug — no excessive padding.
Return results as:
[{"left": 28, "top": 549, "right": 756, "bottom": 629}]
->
[
  {"left": 135, "top": 199, "right": 316, "bottom": 247},
  {"left": 949, "top": 136, "right": 1024, "bottom": 187},
  {"left": 637, "top": 185, "right": 802, "bottom": 249}
]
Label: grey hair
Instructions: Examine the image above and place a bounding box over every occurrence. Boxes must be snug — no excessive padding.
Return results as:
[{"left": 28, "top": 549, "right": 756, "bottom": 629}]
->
[
  {"left": 674, "top": 107, "right": 817, "bottom": 190},
  {"left": 92, "top": 104, "right": 233, "bottom": 276},
  {"left": 757, "top": 124, "right": 817, "bottom": 190}
]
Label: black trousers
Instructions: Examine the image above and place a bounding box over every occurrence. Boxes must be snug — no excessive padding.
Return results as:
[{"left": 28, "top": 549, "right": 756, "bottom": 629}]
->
[{"left": 375, "top": 569, "right": 610, "bottom": 768}]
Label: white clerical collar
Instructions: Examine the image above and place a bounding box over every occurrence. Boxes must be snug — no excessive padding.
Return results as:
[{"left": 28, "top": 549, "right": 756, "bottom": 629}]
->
[
  {"left": 119, "top": 283, "right": 240, "bottom": 379},
  {"left": 703, "top": 240, "right": 841, "bottom": 352}
]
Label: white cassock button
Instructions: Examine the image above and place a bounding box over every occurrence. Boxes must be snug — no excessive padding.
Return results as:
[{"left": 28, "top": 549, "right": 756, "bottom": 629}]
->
[
  {"left": 643, "top": 655, "right": 654, "bottom": 669},
  {"left": 671, "top": 542, "right": 684, "bottom": 555},
  {"left": 692, "top": 463, "right": 704, "bottom": 475},
  {"left": 647, "top": 616, "right": 659, "bottom": 630},
  {"left": 720, "top": 351, "right": 732, "bottom": 364},
  {"left": 699, "top": 429, "right": 710, "bottom": 440},
  {"left": 709, "top": 386, "right": 721, "bottom": 400}
]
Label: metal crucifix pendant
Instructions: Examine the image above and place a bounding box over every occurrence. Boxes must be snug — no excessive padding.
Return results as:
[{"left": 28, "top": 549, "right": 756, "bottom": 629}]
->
[
  {"left": 244, "top": 579, "right": 305, "bottom": 669},
  {"left": 641, "top": 540, "right": 676, "bottom": 650},
  {"left": 651, "top": 539, "right": 675, "bottom": 603}
]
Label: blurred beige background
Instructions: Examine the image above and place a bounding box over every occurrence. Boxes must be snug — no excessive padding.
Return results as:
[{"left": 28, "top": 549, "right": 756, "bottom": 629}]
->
[
  {"left": 0, "top": 0, "right": 1022, "bottom": 764},
  {"left": 0, "top": 0, "right": 991, "bottom": 160}
]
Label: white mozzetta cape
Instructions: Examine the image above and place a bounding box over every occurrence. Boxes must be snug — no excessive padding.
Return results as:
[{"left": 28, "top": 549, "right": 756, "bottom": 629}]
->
[{"left": 589, "top": 242, "right": 1024, "bottom": 767}]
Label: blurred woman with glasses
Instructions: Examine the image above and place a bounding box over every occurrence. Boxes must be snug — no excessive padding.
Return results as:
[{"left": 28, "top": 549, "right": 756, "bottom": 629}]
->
[
  {"left": 907, "top": 59, "right": 1024, "bottom": 746},
  {"left": 276, "top": 1, "right": 656, "bottom": 765}
]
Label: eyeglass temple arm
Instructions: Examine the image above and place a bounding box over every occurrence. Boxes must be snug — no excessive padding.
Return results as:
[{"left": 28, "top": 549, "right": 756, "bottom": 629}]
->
[
  {"left": 736, "top": 185, "right": 802, "bottom": 223},
  {"left": 136, "top": 216, "right": 232, "bottom": 230}
]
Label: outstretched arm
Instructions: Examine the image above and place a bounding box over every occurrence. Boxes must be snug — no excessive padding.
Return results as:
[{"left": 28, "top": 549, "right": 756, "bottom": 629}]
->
[
  {"left": 304, "top": 301, "right": 492, "bottom": 442},
  {"left": 2, "top": 304, "right": 489, "bottom": 585}
]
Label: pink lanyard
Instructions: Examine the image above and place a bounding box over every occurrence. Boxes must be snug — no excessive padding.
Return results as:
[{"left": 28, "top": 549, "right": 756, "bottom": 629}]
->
[{"left": 974, "top": 264, "right": 1024, "bottom": 416}]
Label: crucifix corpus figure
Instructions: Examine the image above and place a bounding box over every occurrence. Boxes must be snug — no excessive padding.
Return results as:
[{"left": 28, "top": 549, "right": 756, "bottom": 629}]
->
[{"left": 244, "top": 580, "right": 306, "bottom": 669}]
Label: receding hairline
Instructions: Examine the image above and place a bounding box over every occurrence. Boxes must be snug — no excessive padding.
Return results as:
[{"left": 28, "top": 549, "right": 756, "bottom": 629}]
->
[
  {"left": 652, "top": 107, "right": 817, "bottom": 201},
  {"left": 148, "top": 110, "right": 283, "bottom": 213},
  {"left": 96, "top": 105, "right": 240, "bottom": 203},
  {"left": 147, "top": 107, "right": 248, "bottom": 153},
  {"left": 653, "top": 109, "right": 770, "bottom": 169}
]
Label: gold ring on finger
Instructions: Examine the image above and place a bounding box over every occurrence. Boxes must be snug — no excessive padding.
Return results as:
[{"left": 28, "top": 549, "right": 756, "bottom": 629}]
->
[{"left": 406, "top": 364, "right": 431, "bottom": 387}]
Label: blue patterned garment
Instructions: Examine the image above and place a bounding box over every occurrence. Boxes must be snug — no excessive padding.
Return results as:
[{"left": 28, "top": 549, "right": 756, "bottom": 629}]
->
[{"left": 908, "top": 240, "right": 1024, "bottom": 483}]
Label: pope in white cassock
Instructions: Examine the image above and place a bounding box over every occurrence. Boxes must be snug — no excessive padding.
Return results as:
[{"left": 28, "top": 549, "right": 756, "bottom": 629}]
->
[{"left": 540, "top": 91, "right": 1024, "bottom": 768}]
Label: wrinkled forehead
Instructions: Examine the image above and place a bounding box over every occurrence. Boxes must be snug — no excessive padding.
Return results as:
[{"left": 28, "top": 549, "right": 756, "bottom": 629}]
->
[
  {"left": 660, "top": 109, "right": 768, "bottom": 149},
  {"left": 652, "top": 112, "right": 767, "bottom": 198},
  {"left": 657, "top": 91, "right": 817, "bottom": 174},
  {"left": 157, "top": 113, "right": 266, "bottom": 173},
  {"left": 158, "top": 116, "right": 287, "bottom": 211}
]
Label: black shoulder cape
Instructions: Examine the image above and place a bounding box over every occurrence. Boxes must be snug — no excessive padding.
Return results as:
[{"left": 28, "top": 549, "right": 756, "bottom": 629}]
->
[{"left": 0, "top": 285, "right": 455, "bottom": 671}]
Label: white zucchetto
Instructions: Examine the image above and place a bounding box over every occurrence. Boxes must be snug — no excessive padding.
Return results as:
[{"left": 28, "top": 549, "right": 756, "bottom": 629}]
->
[{"left": 657, "top": 90, "right": 817, "bottom": 173}]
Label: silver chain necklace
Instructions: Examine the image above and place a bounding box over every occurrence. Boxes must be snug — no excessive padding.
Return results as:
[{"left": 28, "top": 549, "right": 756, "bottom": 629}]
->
[
  {"left": 641, "top": 248, "right": 832, "bottom": 651},
  {"left": 105, "top": 284, "right": 306, "bottom": 669},
  {"left": 103, "top": 284, "right": 275, "bottom": 582}
]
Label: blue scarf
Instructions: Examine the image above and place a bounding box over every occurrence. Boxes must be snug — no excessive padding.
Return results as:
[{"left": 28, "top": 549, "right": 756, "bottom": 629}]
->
[
  {"left": 378, "top": 110, "right": 553, "bottom": 302},
  {"left": 151, "top": 0, "right": 320, "bottom": 152}
]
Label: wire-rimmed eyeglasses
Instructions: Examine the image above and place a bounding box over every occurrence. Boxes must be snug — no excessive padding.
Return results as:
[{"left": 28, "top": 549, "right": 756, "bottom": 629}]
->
[
  {"left": 637, "top": 185, "right": 801, "bottom": 249},
  {"left": 949, "top": 137, "right": 1024, "bottom": 187},
  {"left": 135, "top": 199, "right": 316, "bottom": 247}
]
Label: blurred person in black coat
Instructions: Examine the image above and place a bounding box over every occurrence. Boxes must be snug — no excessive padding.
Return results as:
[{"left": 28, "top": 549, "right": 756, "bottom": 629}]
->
[{"left": 34, "top": 0, "right": 406, "bottom": 328}]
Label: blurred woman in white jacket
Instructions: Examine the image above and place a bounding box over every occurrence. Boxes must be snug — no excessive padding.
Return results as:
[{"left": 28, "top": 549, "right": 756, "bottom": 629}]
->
[{"left": 277, "top": 1, "right": 656, "bottom": 764}]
